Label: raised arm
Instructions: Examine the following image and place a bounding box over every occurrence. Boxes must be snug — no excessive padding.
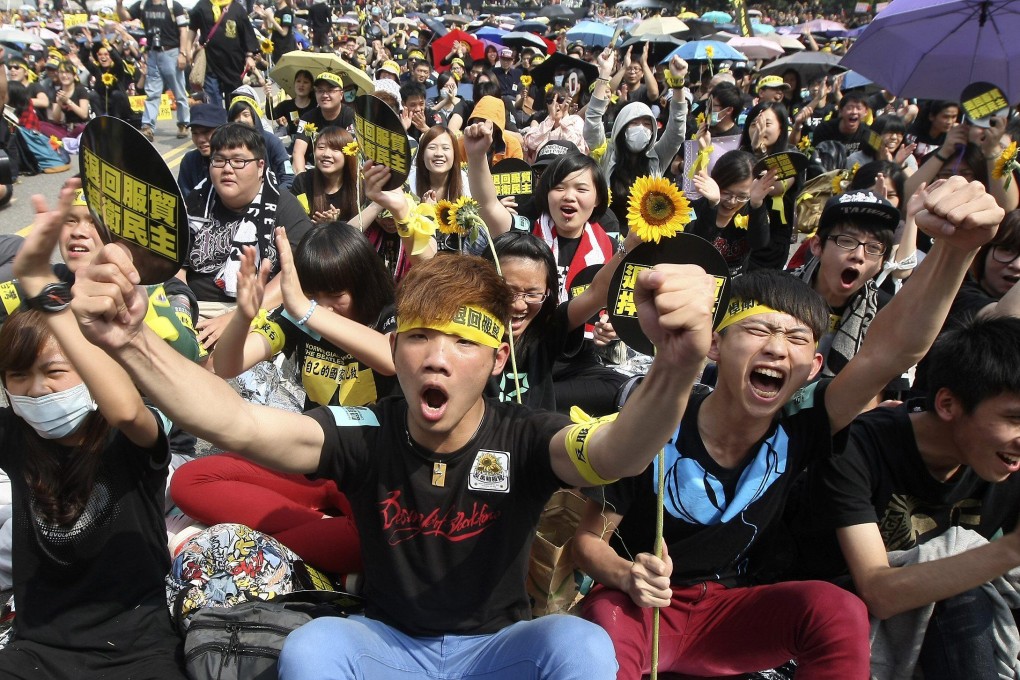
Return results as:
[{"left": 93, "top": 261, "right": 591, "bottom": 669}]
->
[
  {"left": 70, "top": 244, "right": 325, "bottom": 473},
  {"left": 15, "top": 185, "right": 157, "bottom": 447},
  {"left": 464, "top": 120, "right": 514, "bottom": 236},
  {"left": 549, "top": 263, "right": 717, "bottom": 486},
  {"left": 825, "top": 176, "right": 1004, "bottom": 432}
]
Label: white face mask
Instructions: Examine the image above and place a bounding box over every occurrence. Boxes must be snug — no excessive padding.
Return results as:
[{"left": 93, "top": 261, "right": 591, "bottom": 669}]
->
[
  {"left": 800, "top": 88, "right": 811, "bottom": 101},
  {"left": 553, "top": 74, "right": 564, "bottom": 87},
  {"left": 624, "top": 126, "right": 652, "bottom": 153},
  {"left": 7, "top": 382, "right": 98, "bottom": 440},
  {"left": 709, "top": 111, "right": 721, "bottom": 126}
]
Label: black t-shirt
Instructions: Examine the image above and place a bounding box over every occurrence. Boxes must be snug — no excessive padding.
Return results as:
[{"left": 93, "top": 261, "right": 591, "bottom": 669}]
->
[
  {"left": 810, "top": 118, "right": 873, "bottom": 156},
  {"left": 913, "top": 277, "right": 995, "bottom": 396},
  {"left": 825, "top": 404, "right": 1020, "bottom": 553},
  {"left": 487, "top": 302, "right": 578, "bottom": 410},
  {"left": 685, "top": 197, "right": 770, "bottom": 277},
  {"left": 601, "top": 380, "right": 839, "bottom": 587},
  {"left": 270, "top": 6, "right": 297, "bottom": 61},
  {"left": 254, "top": 304, "right": 397, "bottom": 409},
  {"left": 270, "top": 97, "right": 314, "bottom": 138},
  {"left": 0, "top": 409, "right": 182, "bottom": 671},
  {"left": 307, "top": 2, "right": 331, "bottom": 31},
  {"left": 184, "top": 184, "right": 313, "bottom": 301},
  {"left": 294, "top": 106, "right": 356, "bottom": 164},
  {"left": 307, "top": 397, "right": 570, "bottom": 636},
  {"left": 190, "top": 0, "right": 256, "bottom": 87},
  {"left": 130, "top": 0, "right": 188, "bottom": 50}
]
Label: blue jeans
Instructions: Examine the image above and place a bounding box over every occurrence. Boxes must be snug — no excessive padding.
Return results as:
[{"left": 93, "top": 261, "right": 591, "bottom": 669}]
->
[
  {"left": 918, "top": 587, "right": 1000, "bottom": 680},
  {"left": 202, "top": 73, "right": 225, "bottom": 111},
  {"left": 277, "top": 614, "right": 618, "bottom": 680},
  {"left": 143, "top": 48, "right": 190, "bottom": 129}
]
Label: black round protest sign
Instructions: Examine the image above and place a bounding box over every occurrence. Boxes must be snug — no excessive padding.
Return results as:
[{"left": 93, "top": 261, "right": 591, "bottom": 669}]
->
[
  {"left": 752, "top": 151, "right": 808, "bottom": 182},
  {"left": 608, "top": 233, "right": 730, "bottom": 357},
  {"left": 353, "top": 94, "right": 411, "bottom": 191},
  {"left": 491, "top": 158, "right": 534, "bottom": 214},
  {"left": 960, "top": 82, "right": 1010, "bottom": 128},
  {"left": 568, "top": 263, "right": 604, "bottom": 328},
  {"left": 79, "top": 116, "right": 189, "bottom": 285}
]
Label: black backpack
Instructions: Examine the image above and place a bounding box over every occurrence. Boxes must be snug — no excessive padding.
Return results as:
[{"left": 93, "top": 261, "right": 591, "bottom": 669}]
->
[{"left": 183, "top": 591, "right": 362, "bottom": 680}]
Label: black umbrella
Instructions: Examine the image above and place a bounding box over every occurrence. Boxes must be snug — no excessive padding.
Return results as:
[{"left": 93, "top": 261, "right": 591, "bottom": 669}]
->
[
  {"left": 758, "top": 51, "right": 845, "bottom": 82},
  {"left": 529, "top": 52, "right": 599, "bottom": 93},
  {"left": 538, "top": 5, "right": 575, "bottom": 19},
  {"left": 502, "top": 31, "right": 548, "bottom": 52},
  {"left": 620, "top": 34, "right": 685, "bottom": 64},
  {"left": 675, "top": 19, "right": 720, "bottom": 41},
  {"left": 514, "top": 20, "right": 549, "bottom": 34}
]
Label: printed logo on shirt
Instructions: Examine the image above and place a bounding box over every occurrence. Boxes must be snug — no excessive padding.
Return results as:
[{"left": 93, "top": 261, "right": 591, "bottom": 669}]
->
[
  {"left": 225, "top": 20, "right": 237, "bottom": 39},
  {"left": 326, "top": 405, "right": 380, "bottom": 427},
  {"left": 468, "top": 450, "right": 510, "bottom": 492},
  {"left": 379, "top": 490, "right": 502, "bottom": 544}
]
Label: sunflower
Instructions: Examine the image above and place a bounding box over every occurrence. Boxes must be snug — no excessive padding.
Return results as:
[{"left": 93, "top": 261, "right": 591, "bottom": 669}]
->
[
  {"left": 627, "top": 176, "right": 690, "bottom": 244},
  {"left": 733, "top": 214, "right": 748, "bottom": 230},
  {"left": 451, "top": 195, "right": 484, "bottom": 241},
  {"left": 260, "top": 38, "right": 274, "bottom": 54},
  {"left": 101, "top": 72, "right": 116, "bottom": 87},
  {"left": 544, "top": 83, "right": 553, "bottom": 93},
  {"left": 704, "top": 46, "right": 714, "bottom": 58},
  {"left": 302, "top": 122, "right": 317, "bottom": 136},
  {"left": 994, "top": 141, "right": 1019, "bottom": 181},
  {"left": 796, "top": 134, "right": 813, "bottom": 154},
  {"left": 520, "top": 75, "right": 532, "bottom": 89},
  {"left": 342, "top": 140, "right": 359, "bottom": 157},
  {"left": 435, "top": 199, "right": 458, "bottom": 234}
]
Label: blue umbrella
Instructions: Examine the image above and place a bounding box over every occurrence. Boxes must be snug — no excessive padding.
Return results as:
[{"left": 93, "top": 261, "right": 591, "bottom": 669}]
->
[
  {"left": 514, "top": 20, "right": 548, "bottom": 34},
  {"left": 841, "top": 70, "right": 874, "bottom": 91},
  {"left": 701, "top": 11, "right": 733, "bottom": 24},
  {"left": 565, "top": 21, "right": 614, "bottom": 48},
  {"left": 473, "top": 26, "right": 509, "bottom": 45},
  {"left": 752, "top": 22, "right": 776, "bottom": 35},
  {"left": 661, "top": 40, "right": 746, "bottom": 63}
]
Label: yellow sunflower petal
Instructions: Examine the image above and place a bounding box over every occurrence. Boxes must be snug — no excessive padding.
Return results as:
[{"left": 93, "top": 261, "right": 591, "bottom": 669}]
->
[{"left": 626, "top": 176, "right": 691, "bottom": 244}]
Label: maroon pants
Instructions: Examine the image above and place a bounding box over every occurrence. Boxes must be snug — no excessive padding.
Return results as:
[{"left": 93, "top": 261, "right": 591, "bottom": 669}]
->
[
  {"left": 581, "top": 580, "right": 869, "bottom": 680},
  {"left": 170, "top": 453, "right": 362, "bottom": 574}
]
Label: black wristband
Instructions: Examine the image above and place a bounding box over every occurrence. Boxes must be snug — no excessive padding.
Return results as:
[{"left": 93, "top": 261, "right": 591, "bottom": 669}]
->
[{"left": 934, "top": 151, "right": 952, "bottom": 163}]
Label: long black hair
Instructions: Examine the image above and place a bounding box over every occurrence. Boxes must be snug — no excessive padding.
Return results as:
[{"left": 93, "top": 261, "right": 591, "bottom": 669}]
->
[{"left": 0, "top": 310, "right": 110, "bottom": 525}]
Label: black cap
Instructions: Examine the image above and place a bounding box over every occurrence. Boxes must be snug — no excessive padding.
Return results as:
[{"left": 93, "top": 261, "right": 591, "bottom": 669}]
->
[
  {"left": 188, "top": 103, "right": 228, "bottom": 129},
  {"left": 532, "top": 139, "right": 581, "bottom": 168},
  {"left": 820, "top": 190, "right": 900, "bottom": 233}
]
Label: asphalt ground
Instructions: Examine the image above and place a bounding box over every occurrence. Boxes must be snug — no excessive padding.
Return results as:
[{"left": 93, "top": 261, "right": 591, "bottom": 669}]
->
[{"left": 0, "top": 122, "right": 194, "bottom": 236}]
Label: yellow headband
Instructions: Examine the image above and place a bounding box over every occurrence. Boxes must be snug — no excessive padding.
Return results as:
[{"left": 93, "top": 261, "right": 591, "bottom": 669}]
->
[
  {"left": 230, "top": 95, "right": 264, "bottom": 119},
  {"left": 396, "top": 305, "right": 505, "bottom": 348},
  {"left": 715, "top": 299, "right": 781, "bottom": 332}
]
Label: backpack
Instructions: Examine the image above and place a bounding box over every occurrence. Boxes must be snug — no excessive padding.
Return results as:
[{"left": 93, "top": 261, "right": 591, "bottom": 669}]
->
[
  {"left": 793, "top": 169, "right": 846, "bottom": 235},
  {"left": 182, "top": 591, "right": 362, "bottom": 680},
  {"left": 166, "top": 523, "right": 335, "bottom": 634}
]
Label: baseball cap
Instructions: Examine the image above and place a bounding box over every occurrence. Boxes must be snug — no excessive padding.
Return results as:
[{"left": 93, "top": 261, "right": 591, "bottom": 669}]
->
[
  {"left": 314, "top": 72, "right": 344, "bottom": 88},
  {"left": 532, "top": 139, "right": 581, "bottom": 168},
  {"left": 819, "top": 191, "right": 900, "bottom": 233},
  {"left": 188, "top": 103, "right": 228, "bottom": 129},
  {"left": 757, "top": 75, "right": 791, "bottom": 93},
  {"left": 500, "top": 48, "right": 513, "bottom": 58},
  {"left": 377, "top": 60, "right": 401, "bottom": 77}
]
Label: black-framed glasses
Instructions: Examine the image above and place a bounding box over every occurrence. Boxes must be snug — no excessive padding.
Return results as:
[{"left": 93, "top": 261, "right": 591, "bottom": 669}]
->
[
  {"left": 828, "top": 234, "right": 886, "bottom": 257},
  {"left": 720, "top": 190, "right": 750, "bottom": 204},
  {"left": 511, "top": 291, "right": 548, "bottom": 305},
  {"left": 210, "top": 156, "right": 259, "bottom": 169},
  {"left": 546, "top": 95, "right": 565, "bottom": 105},
  {"left": 991, "top": 245, "right": 1020, "bottom": 264}
]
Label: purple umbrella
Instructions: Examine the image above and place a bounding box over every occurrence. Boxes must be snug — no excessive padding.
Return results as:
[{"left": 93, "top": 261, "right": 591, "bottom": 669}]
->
[{"left": 842, "top": 0, "right": 1020, "bottom": 101}]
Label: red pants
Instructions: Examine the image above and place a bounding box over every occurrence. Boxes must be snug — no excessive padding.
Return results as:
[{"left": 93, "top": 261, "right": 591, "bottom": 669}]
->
[
  {"left": 170, "top": 453, "right": 363, "bottom": 574},
  {"left": 581, "top": 580, "right": 869, "bottom": 680}
]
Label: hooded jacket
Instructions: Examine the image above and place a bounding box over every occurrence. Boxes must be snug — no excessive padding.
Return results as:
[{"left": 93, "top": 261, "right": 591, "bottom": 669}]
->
[
  {"left": 584, "top": 95, "right": 688, "bottom": 188},
  {"left": 470, "top": 96, "right": 524, "bottom": 163}
]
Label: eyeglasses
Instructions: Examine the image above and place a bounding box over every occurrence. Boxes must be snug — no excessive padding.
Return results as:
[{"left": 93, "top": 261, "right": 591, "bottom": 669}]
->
[
  {"left": 546, "top": 95, "right": 565, "bottom": 105},
  {"left": 511, "top": 291, "right": 548, "bottom": 305},
  {"left": 991, "top": 245, "right": 1020, "bottom": 264},
  {"left": 210, "top": 156, "right": 259, "bottom": 169},
  {"left": 720, "top": 191, "right": 750, "bottom": 204},
  {"left": 315, "top": 87, "right": 340, "bottom": 96},
  {"left": 828, "top": 234, "right": 887, "bottom": 257}
]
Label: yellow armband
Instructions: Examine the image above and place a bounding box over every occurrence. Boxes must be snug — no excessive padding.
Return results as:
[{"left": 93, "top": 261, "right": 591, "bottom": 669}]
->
[{"left": 564, "top": 406, "right": 620, "bottom": 486}]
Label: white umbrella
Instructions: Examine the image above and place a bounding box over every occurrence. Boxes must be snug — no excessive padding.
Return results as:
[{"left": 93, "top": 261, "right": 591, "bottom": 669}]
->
[
  {"left": 629, "top": 16, "right": 689, "bottom": 37},
  {"left": 728, "top": 36, "right": 784, "bottom": 60},
  {"left": 764, "top": 33, "right": 806, "bottom": 51}
]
